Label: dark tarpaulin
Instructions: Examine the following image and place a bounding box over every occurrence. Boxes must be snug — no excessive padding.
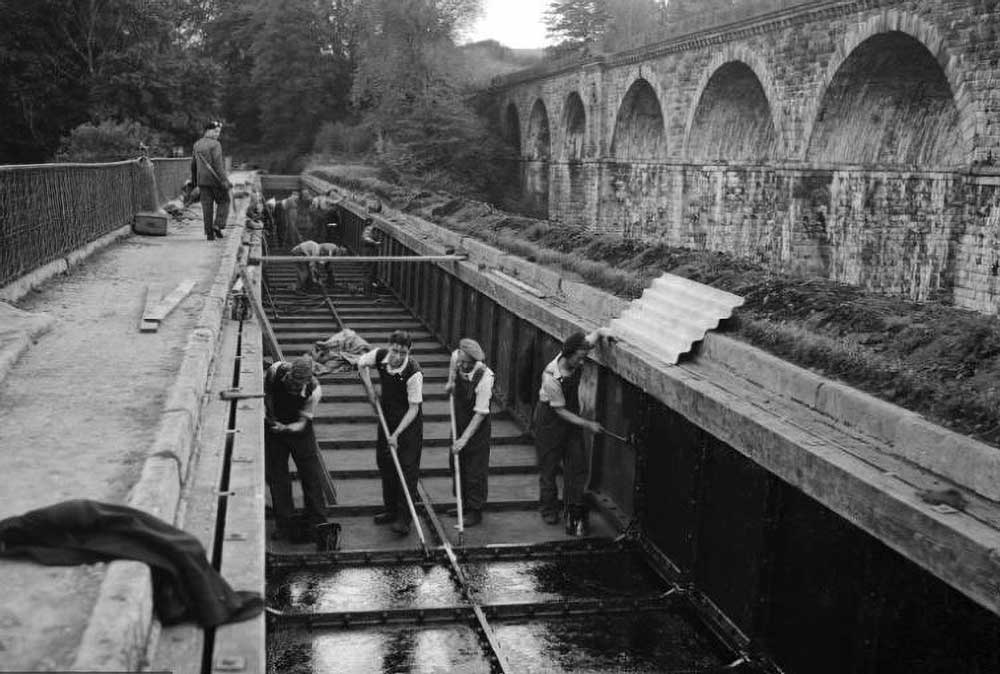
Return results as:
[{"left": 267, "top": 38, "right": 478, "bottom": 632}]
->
[{"left": 0, "top": 499, "right": 263, "bottom": 627}]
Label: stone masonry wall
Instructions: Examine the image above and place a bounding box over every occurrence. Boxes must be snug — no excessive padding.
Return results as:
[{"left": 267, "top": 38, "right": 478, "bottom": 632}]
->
[{"left": 494, "top": 0, "right": 1000, "bottom": 312}]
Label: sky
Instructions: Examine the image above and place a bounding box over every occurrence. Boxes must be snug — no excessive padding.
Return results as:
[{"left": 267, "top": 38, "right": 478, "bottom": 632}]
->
[{"left": 461, "top": 0, "right": 550, "bottom": 50}]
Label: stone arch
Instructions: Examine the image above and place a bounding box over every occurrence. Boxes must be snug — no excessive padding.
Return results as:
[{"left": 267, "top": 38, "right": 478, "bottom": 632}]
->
[
  {"left": 562, "top": 91, "right": 587, "bottom": 161},
  {"left": 524, "top": 98, "right": 551, "bottom": 217},
  {"left": 610, "top": 78, "right": 666, "bottom": 160},
  {"left": 683, "top": 45, "right": 782, "bottom": 162},
  {"left": 503, "top": 101, "right": 522, "bottom": 156},
  {"left": 802, "top": 10, "right": 973, "bottom": 165},
  {"left": 526, "top": 98, "right": 551, "bottom": 160}
]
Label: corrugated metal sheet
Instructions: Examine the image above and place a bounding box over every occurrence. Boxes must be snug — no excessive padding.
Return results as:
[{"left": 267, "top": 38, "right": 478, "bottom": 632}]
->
[{"left": 610, "top": 273, "right": 744, "bottom": 364}]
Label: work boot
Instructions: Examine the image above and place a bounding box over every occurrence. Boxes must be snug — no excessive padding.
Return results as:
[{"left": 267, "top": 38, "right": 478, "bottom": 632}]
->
[
  {"left": 565, "top": 512, "right": 579, "bottom": 536},
  {"left": 542, "top": 511, "right": 560, "bottom": 525},
  {"left": 464, "top": 510, "right": 483, "bottom": 527},
  {"left": 390, "top": 519, "right": 411, "bottom": 536},
  {"left": 314, "top": 522, "right": 341, "bottom": 552},
  {"left": 373, "top": 511, "right": 397, "bottom": 525}
]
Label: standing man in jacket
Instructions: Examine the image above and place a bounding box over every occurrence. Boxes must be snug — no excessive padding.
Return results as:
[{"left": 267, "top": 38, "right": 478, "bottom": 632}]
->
[{"left": 190, "top": 121, "right": 230, "bottom": 241}]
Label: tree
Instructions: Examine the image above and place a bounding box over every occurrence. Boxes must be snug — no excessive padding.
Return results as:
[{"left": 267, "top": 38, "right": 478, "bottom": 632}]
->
[
  {"left": 348, "top": 0, "right": 514, "bottom": 197},
  {"left": 543, "top": 0, "right": 668, "bottom": 57},
  {"left": 0, "top": 0, "right": 220, "bottom": 162},
  {"left": 248, "top": 0, "right": 355, "bottom": 157},
  {"left": 543, "top": 0, "right": 609, "bottom": 56}
]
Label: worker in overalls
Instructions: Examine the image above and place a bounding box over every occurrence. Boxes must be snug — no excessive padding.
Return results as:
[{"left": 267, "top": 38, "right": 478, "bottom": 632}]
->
[
  {"left": 264, "top": 356, "right": 337, "bottom": 551},
  {"left": 358, "top": 330, "right": 424, "bottom": 536},
  {"left": 534, "top": 329, "right": 610, "bottom": 536},
  {"left": 444, "top": 338, "right": 494, "bottom": 527}
]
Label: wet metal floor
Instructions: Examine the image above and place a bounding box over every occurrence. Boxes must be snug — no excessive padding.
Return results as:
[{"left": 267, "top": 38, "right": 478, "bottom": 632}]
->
[{"left": 261, "top": 242, "right": 759, "bottom": 673}]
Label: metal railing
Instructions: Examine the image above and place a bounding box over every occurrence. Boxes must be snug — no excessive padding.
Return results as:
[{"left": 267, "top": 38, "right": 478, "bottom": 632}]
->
[{"left": 0, "top": 157, "right": 191, "bottom": 289}]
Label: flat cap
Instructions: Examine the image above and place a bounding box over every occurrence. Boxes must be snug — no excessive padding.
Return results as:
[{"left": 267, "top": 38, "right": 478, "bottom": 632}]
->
[{"left": 458, "top": 338, "right": 485, "bottom": 362}]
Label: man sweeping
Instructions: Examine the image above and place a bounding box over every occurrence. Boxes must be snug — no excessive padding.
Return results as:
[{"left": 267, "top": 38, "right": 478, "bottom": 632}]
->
[
  {"left": 358, "top": 330, "right": 424, "bottom": 536},
  {"left": 444, "top": 338, "right": 494, "bottom": 527}
]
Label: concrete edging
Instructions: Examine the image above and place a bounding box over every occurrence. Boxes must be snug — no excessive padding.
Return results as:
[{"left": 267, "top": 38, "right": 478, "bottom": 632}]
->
[
  {"left": 70, "top": 222, "right": 247, "bottom": 671},
  {"left": 0, "top": 224, "right": 133, "bottom": 305}
]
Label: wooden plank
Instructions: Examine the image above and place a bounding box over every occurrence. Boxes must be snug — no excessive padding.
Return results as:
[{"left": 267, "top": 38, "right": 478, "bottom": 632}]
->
[
  {"left": 140, "top": 283, "right": 164, "bottom": 332},
  {"left": 147, "top": 279, "right": 197, "bottom": 322},
  {"left": 240, "top": 265, "right": 283, "bottom": 362},
  {"left": 153, "top": 320, "right": 240, "bottom": 674},
  {"left": 212, "top": 307, "right": 266, "bottom": 674}
]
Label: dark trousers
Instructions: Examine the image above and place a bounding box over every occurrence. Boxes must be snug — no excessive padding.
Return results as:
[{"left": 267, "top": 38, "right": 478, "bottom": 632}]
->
[
  {"left": 533, "top": 403, "right": 588, "bottom": 515},
  {"left": 265, "top": 427, "right": 328, "bottom": 530},
  {"left": 199, "top": 186, "right": 230, "bottom": 238},
  {"left": 375, "top": 419, "right": 423, "bottom": 520},
  {"left": 449, "top": 424, "right": 490, "bottom": 512}
]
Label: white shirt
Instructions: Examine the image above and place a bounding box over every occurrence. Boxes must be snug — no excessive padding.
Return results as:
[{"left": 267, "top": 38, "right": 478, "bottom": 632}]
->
[
  {"left": 449, "top": 350, "right": 494, "bottom": 415},
  {"left": 357, "top": 348, "right": 423, "bottom": 404}
]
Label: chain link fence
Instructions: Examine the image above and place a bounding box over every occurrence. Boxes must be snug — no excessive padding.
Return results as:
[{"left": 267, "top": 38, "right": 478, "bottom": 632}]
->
[{"left": 0, "top": 157, "right": 191, "bottom": 289}]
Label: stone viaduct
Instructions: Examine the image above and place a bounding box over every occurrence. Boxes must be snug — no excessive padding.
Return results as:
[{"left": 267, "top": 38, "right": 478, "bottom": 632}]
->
[{"left": 492, "top": 0, "right": 1000, "bottom": 313}]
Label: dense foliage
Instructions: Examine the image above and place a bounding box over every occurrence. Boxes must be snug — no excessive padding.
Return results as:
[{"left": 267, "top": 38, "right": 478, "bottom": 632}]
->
[{"left": 544, "top": 0, "right": 669, "bottom": 56}]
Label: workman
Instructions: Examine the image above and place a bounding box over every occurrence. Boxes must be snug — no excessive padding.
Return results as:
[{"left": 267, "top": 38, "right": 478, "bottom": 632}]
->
[
  {"left": 361, "top": 220, "right": 383, "bottom": 294},
  {"left": 357, "top": 330, "right": 424, "bottom": 536},
  {"left": 189, "top": 121, "right": 230, "bottom": 241},
  {"left": 264, "top": 356, "right": 337, "bottom": 551},
  {"left": 444, "top": 338, "right": 494, "bottom": 527},
  {"left": 534, "top": 329, "right": 611, "bottom": 536},
  {"left": 290, "top": 240, "right": 344, "bottom": 291}
]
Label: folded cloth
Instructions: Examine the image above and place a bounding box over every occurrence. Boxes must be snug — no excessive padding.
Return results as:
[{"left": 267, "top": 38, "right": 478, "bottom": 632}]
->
[
  {"left": 311, "top": 328, "right": 372, "bottom": 374},
  {"left": 0, "top": 499, "right": 263, "bottom": 627}
]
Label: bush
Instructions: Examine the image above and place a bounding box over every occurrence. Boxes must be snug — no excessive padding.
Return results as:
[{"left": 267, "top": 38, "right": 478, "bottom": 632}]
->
[
  {"left": 57, "top": 119, "right": 169, "bottom": 162},
  {"left": 313, "top": 121, "right": 373, "bottom": 157}
]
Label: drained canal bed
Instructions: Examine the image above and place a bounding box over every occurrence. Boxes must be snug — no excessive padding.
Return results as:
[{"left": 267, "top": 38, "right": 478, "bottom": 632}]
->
[{"left": 258, "top": 236, "right": 762, "bottom": 673}]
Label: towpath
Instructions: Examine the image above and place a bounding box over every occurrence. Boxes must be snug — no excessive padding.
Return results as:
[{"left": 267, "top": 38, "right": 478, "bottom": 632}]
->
[{"left": 0, "top": 197, "right": 242, "bottom": 669}]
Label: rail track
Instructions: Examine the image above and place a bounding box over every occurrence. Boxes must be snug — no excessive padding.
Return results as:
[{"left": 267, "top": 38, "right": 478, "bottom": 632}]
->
[{"left": 259, "top": 245, "right": 769, "bottom": 673}]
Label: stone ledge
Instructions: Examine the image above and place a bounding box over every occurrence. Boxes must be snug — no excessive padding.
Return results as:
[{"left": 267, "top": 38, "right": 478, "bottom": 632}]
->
[{"left": 70, "top": 180, "right": 252, "bottom": 672}]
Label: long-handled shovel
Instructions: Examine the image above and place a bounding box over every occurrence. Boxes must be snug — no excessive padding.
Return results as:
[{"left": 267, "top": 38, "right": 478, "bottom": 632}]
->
[
  {"left": 449, "top": 395, "right": 465, "bottom": 545},
  {"left": 374, "top": 399, "right": 429, "bottom": 557}
]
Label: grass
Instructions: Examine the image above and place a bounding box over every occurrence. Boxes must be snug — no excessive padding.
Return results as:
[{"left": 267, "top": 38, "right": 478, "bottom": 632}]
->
[{"left": 306, "top": 163, "right": 1000, "bottom": 448}]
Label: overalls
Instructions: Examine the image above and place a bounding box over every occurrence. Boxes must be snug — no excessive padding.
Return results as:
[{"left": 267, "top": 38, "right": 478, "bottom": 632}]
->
[
  {"left": 532, "top": 359, "right": 588, "bottom": 518},
  {"left": 450, "top": 368, "right": 492, "bottom": 512},
  {"left": 265, "top": 366, "right": 328, "bottom": 532},
  {"left": 375, "top": 350, "right": 424, "bottom": 520}
]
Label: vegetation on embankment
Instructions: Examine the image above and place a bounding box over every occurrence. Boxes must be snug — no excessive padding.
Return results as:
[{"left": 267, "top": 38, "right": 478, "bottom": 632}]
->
[{"left": 309, "top": 164, "right": 1000, "bottom": 449}]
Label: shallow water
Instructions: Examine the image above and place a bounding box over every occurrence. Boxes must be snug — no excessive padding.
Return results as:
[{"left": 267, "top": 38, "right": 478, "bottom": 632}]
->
[
  {"left": 462, "top": 550, "right": 668, "bottom": 604},
  {"left": 269, "top": 625, "right": 492, "bottom": 674},
  {"left": 268, "top": 564, "right": 464, "bottom": 613},
  {"left": 493, "top": 611, "right": 731, "bottom": 673}
]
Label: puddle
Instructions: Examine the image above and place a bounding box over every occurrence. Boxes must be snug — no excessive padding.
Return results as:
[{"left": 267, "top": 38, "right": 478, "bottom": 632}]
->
[
  {"left": 268, "top": 564, "right": 464, "bottom": 613},
  {"left": 269, "top": 625, "right": 492, "bottom": 674},
  {"left": 463, "top": 550, "right": 668, "bottom": 604}
]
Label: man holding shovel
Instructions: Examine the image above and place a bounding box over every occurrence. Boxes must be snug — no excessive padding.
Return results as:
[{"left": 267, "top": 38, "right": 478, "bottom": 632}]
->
[
  {"left": 358, "top": 330, "right": 424, "bottom": 536},
  {"left": 444, "top": 338, "right": 494, "bottom": 528},
  {"left": 190, "top": 120, "right": 230, "bottom": 241}
]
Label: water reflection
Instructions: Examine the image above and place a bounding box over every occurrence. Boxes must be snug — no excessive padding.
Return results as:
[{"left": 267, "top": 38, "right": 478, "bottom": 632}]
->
[{"left": 269, "top": 565, "right": 464, "bottom": 613}]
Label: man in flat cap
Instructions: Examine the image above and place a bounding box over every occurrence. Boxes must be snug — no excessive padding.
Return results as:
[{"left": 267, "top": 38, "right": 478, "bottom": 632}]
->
[
  {"left": 264, "top": 355, "right": 336, "bottom": 550},
  {"left": 190, "top": 121, "right": 230, "bottom": 241},
  {"left": 534, "top": 329, "right": 611, "bottom": 536},
  {"left": 444, "top": 338, "right": 495, "bottom": 527}
]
